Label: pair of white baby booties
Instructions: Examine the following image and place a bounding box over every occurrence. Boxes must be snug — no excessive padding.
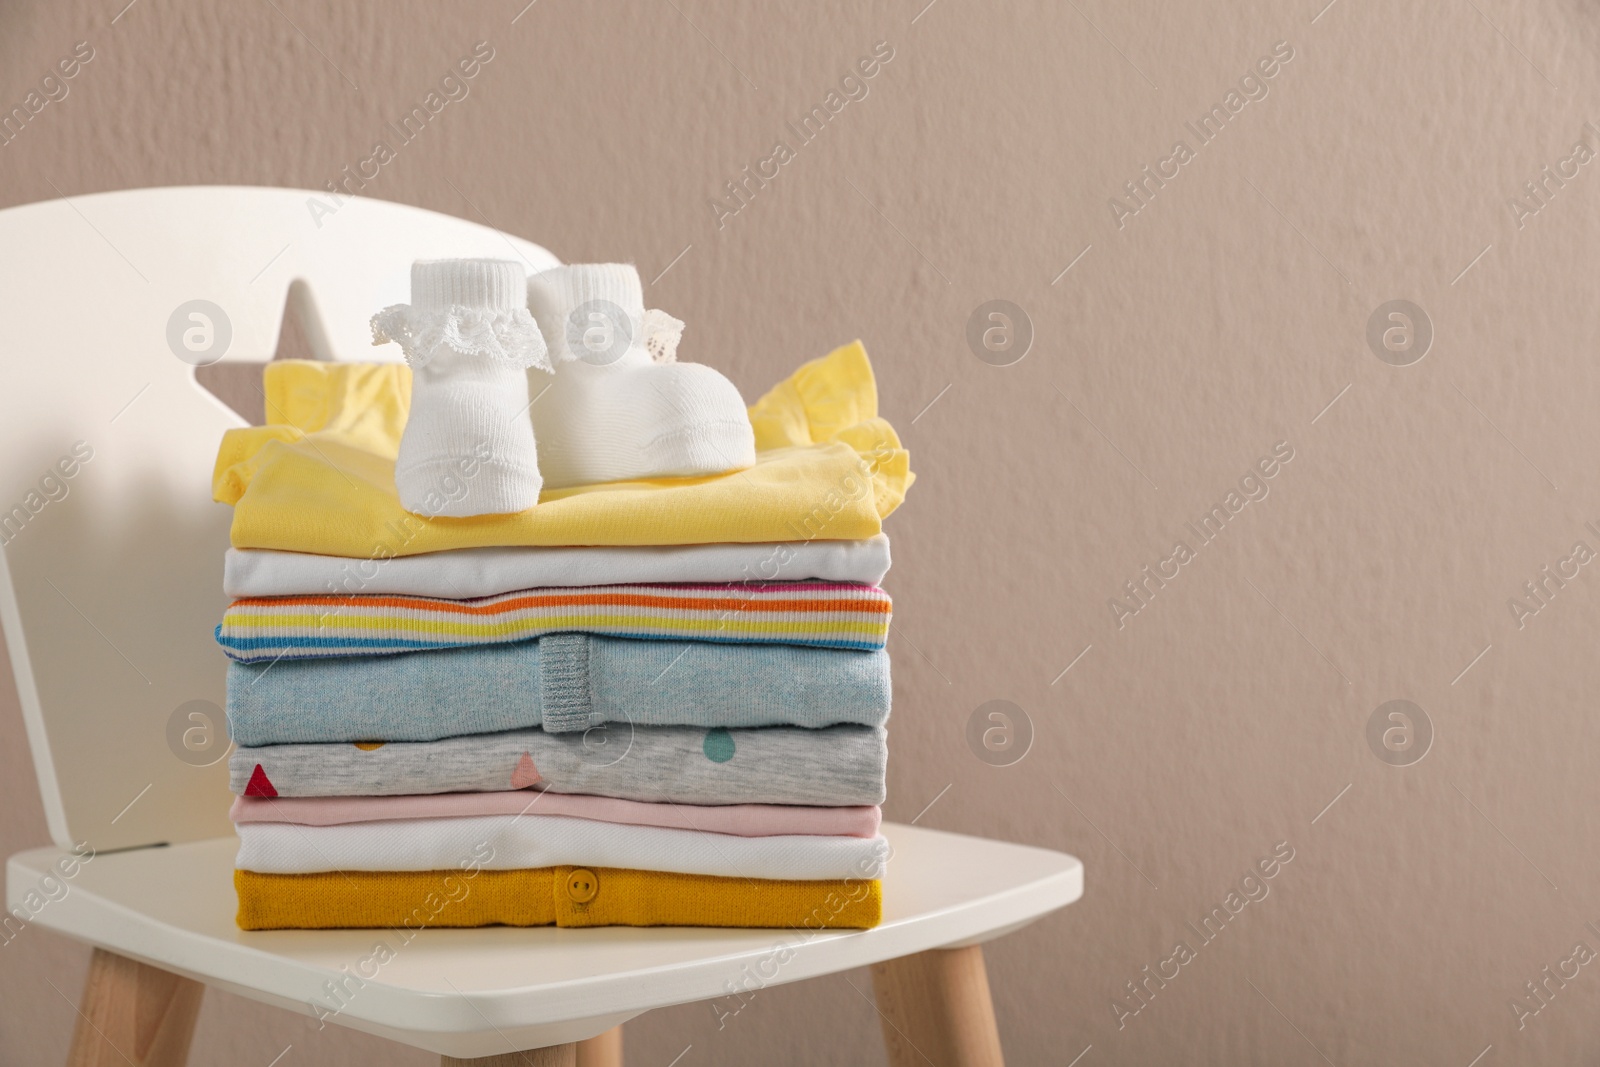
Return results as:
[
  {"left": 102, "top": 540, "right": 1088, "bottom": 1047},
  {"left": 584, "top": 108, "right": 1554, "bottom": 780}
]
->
[{"left": 371, "top": 259, "right": 756, "bottom": 517}]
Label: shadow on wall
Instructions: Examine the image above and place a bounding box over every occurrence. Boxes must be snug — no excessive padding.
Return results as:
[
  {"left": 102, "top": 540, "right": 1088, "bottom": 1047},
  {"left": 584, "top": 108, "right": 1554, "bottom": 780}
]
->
[{"left": 4, "top": 447, "right": 235, "bottom": 847}]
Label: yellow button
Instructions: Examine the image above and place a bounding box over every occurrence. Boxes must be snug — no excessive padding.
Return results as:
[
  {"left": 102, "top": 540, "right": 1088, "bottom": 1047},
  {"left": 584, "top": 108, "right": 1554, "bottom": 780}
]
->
[{"left": 566, "top": 869, "right": 599, "bottom": 904}]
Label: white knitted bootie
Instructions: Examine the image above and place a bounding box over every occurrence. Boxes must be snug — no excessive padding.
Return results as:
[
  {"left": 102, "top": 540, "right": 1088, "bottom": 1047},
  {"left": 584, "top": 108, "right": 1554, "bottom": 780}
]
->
[
  {"left": 372, "top": 259, "right": 550, "bottom": 516},
  {"left": 524, "top": 263, "right": 756, "bottom": 489}
]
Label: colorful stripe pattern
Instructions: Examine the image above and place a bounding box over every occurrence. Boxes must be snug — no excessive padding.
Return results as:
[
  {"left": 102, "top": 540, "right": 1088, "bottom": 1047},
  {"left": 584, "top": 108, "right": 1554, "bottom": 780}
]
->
[{"left": 217, "top": 580, "right": 891, "bottom": 663}]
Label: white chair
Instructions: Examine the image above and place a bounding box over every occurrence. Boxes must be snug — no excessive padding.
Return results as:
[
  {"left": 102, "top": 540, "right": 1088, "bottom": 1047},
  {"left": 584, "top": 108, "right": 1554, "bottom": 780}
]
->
[{"left": 0, "top": 186, "right": 1083, "bottom": 1066}]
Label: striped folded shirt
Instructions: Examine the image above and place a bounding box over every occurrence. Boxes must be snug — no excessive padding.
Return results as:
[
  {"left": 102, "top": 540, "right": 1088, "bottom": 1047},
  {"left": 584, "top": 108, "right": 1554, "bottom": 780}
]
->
[{"left": 216, "top": 580, "right": 891, "bottom": 663}]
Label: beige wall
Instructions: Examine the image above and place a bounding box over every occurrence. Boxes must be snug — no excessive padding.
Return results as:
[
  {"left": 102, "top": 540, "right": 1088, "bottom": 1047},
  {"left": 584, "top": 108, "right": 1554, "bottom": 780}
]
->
[{"left": 7, "top": 0, "right": 1600, "bottom": 1062}]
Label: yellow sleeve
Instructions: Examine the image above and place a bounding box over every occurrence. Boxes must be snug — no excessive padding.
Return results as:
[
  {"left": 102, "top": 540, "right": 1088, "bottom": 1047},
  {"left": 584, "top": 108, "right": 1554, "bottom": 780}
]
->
[{"left": 748, "top": 339, "right": 879, "bottom": 449}]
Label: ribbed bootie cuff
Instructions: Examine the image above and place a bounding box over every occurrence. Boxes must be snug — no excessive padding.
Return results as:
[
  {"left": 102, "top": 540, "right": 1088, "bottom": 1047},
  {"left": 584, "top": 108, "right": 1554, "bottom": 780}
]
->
[
  {"left": 527, "top": 263, "right": 647, "bottom": 362},
  {"left": 528, "top": 263, "right": 644, "bottom": 317},
  {"left": 413, "top": 259, "right": 527, "bottom": 313}
]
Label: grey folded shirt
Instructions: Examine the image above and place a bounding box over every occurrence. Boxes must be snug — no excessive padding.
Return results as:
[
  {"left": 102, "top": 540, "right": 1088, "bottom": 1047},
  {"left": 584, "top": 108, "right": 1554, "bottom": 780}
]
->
[
  {"left": 231, "top": 723, "right": 889, "bottom": 807},
  {"left": 227, "top": 633, "right": 892, "bottom": 747}
]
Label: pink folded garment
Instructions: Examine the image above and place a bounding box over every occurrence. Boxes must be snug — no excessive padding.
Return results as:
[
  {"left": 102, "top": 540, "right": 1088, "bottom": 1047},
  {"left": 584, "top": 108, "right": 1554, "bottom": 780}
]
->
[{"left": 230, "top": 791, "right": 882, "bottom": 838}]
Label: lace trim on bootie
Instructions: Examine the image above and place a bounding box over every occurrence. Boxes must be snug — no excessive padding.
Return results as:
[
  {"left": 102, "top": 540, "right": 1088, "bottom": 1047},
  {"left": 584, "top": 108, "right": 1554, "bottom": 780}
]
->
[
  {"left": 371, "top": 304, "right": 553, "bottom": 372},
  {"left": 642, "top": 309, "right": 684, "bottom": 364}
]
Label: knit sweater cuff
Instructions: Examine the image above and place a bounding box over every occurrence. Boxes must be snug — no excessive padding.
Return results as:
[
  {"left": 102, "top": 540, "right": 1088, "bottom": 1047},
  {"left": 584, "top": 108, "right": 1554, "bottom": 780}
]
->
[{"left": 539, "top": 633, "right": 592, "bottom": 733}]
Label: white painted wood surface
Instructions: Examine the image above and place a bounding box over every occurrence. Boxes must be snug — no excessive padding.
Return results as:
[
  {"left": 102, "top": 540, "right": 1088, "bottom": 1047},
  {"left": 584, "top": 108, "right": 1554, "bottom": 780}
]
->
[{"left": 8, "top": 822, "right": 1083, "bottom": 1057}]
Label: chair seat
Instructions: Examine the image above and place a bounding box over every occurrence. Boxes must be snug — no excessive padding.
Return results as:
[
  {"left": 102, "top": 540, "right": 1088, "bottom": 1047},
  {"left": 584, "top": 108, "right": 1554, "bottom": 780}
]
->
[{"left": 7, "top": 821, "right": 1081, "bottom": 1058}]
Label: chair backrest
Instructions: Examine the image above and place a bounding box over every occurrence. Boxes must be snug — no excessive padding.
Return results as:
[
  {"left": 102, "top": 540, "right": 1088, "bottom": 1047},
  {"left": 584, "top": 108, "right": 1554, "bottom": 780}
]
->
[{"left": 0, "top": 186, "right": 559, "bottom": 851}]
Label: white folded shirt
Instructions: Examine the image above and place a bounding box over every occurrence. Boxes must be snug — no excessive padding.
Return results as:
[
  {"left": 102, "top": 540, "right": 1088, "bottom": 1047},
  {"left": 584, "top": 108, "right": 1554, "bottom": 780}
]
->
[
  {"left": 233, "top": 813, "right": 891, "bottom": 881},
  {"left": 223, "top": 535, "right": 891, "bottom": 599}
]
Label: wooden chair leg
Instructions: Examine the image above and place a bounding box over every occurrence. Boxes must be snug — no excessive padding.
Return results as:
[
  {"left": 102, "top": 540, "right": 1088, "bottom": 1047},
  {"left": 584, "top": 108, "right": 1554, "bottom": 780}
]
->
[
  {"left": 65, "top": 948, "right": 205, "bottom": 1067},
  {"left": 870, "top": 946, "right": 1004, "bottom": 1067},
  {"left": 442, "top": 1046, "right": 578, "bottom": 1067},
  {"left": 576, "top": 1025, "right": 622, "bottom": 1067}
]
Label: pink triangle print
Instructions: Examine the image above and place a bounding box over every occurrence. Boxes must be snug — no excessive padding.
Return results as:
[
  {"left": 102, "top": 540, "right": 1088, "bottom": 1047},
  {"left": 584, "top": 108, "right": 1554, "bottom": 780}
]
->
[{"left": 510, "top": 752, "right": 542, "bottom": 789}]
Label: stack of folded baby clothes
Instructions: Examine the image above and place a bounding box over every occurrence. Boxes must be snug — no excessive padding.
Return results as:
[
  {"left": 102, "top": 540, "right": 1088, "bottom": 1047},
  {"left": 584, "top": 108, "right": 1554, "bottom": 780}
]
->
[{"left": 211, "top": 260, "right": 913, "bottom": 932}]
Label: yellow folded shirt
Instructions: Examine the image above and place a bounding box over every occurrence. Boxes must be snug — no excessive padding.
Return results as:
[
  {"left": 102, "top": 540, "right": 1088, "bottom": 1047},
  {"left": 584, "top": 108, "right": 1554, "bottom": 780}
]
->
[
  {"left": 213, "top": 341, "right": 913, "bottom": 556},
  {"left": 235, "top": 867, "right": 882, "bottom": 930}
]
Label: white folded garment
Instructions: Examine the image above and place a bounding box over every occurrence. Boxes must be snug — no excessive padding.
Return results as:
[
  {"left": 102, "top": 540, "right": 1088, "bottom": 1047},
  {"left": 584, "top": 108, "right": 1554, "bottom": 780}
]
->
[
  {"left": 233, "top": 813, "right": 890, "bottom": 881},
  {"left": 223, "top": 535, "right": 891, "bottom": 599}
]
